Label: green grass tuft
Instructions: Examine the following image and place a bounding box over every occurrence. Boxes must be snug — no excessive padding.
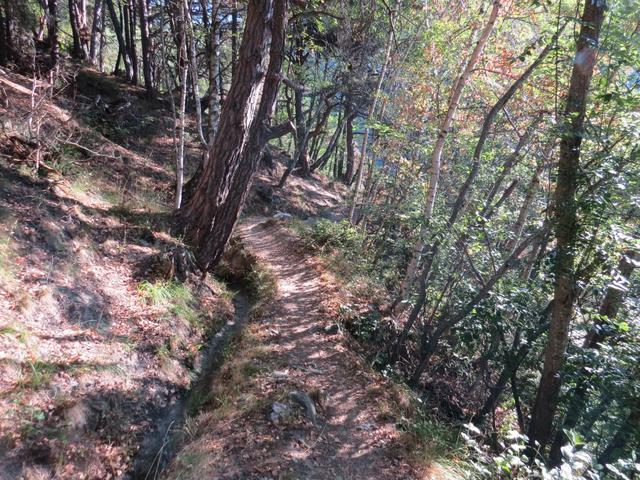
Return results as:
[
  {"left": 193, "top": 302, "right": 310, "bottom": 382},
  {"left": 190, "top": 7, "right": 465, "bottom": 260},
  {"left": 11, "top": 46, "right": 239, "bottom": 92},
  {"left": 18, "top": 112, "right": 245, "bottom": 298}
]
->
[{"left": 138, "top": 280, "right": 201, "bottom": 326}]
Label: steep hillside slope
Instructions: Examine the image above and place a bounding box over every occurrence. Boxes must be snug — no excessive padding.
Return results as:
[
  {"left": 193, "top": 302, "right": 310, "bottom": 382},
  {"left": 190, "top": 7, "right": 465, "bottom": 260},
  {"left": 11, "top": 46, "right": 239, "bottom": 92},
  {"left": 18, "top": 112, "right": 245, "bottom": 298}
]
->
[{"left": 0, "top": 67, "right": 235, "bottom": 478}]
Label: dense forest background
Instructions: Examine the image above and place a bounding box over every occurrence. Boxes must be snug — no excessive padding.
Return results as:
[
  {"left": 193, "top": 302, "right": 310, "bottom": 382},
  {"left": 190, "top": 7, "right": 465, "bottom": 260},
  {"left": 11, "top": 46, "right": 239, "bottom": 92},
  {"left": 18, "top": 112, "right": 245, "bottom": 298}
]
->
[{"left": 0, "top": 0, "right": 639, "bottom": 478}]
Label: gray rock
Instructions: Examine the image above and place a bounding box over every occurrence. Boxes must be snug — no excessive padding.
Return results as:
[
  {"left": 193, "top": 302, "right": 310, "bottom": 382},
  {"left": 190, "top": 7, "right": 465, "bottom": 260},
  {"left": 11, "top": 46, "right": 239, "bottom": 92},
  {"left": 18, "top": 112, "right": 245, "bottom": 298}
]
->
[
  {"left": 270, "top": 402, "right": 293, "bottom": 425},
  {"left": 272, "top": 211, "right": 293, "bottom": 222},
  {"left": 319, "top": 209, "right": 344, "bottom": 222},
  {"left": 323, "top": 324, "right": 339, "bottom": 335},
  {"left": 272, "top": 370, "right": 289, "bottom": 383},
  {"left": 289, "top": 390, "right": 317, "bottom": 424}
]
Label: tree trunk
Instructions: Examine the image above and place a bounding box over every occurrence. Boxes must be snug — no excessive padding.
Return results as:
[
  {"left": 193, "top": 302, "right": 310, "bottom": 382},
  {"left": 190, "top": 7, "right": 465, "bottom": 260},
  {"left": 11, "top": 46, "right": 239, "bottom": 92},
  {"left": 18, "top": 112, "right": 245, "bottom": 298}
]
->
[
  {"left": 0, "top": 2, "right": 7, "bottom": 66},
  {"left": 105, "top": 0, "right": 133, "bottom": 81},
  {"left": 311, "top": 109, "right": 345, "bottom": 172},
  {"left": 138, "top": 0, "right": 153, "bottom": 96},
  {"left": 98, "top": 2, "right": 106, "bottom": 70},
  {"left": 89, "top": 0, "right": 102, "bottom": 63},
  {"left": 278, "top": 85, "right": 309, "bottom": 187},
  {"left": 231, "top": 0, "right": 238, "bottom": 78},
  {"left": 124, "top": 0, "right": 138, "bottom": 84},
  {"left": 207, "top": 0, "right": 221, "bottom": 143},
  {"left": 348, "top": 0, "right": 399, "bottom": 223},
  {"left": 183, "top": 0, "right": 206, "bottom": 146},
  {"left": 343, "top": 101, "right": 355, "bottom": 183},
  {"left": 527, "top": 0, "right": 606, "bottom": 453},
  {"left": 549, "top": 250, "right": 639, "bottom": 464},
  {"left": 409, "top": 230, "right": 544, "bottom": 386},
  {"left": 175, "top": 8, "right": 188, "bottom": 210},
  {"left": 504, "top": 158, "right": 545, "bottom": 253},
  {"left": 68, "top": 0, "right": 89, "bottom": 59},
  {"left": 47, "top": 0, "right": 59, "bottom": 68},
  {"left": 598, "top": 397, "right": 640, "bottom": 466},
  {"left": 179, "top": 0, "right": 287, "bottom": 270},
  {"left": 68, "top": 0, "right": 82, "bottom": 58}
]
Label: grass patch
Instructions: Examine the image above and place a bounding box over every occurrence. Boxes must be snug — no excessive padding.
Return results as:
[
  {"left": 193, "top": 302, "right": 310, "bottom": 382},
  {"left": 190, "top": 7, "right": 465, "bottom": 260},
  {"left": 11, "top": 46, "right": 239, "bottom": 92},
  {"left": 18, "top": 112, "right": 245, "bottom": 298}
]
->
[
  {"left": 398, "top": 412, "right": 469, "bottom": 477},
  {"left": 245, "top": 261, "right": 278, "bottom": 319},
  {"left": 17, "top": 360, "right": 62, "bottom": 390},
  {"left": 138, "top": 280, "right": 201, "bottom": 327}
]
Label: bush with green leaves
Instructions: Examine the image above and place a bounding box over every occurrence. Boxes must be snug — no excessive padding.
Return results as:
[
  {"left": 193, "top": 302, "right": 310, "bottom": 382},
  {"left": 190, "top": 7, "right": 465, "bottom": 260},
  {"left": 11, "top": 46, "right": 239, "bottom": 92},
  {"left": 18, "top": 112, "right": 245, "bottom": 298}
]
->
[
  {"left": 306, "top": 219, "right": 364, "bottom": 252},
  {"left": 463, "top": 424, "right": 639, "bottom": 479}
]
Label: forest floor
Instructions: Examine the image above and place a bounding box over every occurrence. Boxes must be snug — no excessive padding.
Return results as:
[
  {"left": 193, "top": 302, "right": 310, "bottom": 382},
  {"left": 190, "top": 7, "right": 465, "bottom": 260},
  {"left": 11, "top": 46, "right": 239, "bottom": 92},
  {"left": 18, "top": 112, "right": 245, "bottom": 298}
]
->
[{"left": 162, "top": 217, "right": 422, "bottom": 479}]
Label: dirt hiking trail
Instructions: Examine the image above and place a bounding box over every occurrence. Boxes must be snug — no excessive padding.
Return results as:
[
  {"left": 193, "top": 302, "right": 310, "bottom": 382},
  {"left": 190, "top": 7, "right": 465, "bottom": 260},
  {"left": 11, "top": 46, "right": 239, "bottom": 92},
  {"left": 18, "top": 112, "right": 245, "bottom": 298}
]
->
[{"left": 164, "top": 217, "right": 419, "bottom": 479}]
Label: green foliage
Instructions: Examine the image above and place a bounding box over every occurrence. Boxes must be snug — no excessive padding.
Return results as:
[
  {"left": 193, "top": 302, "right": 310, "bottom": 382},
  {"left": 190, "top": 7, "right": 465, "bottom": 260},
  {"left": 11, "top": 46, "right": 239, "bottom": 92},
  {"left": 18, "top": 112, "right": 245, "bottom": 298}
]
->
[
  {"left": 462, "top": 426, "right": 640, "bottom": 480},
  {"left": 305, "top": 219, "right": 364, "bottom": 252}
]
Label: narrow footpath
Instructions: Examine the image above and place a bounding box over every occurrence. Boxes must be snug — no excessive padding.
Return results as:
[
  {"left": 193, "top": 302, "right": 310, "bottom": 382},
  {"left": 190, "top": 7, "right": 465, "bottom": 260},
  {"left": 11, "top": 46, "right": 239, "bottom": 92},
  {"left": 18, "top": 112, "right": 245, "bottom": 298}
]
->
[{"left": 164, "top": 217, "right": 419, "bottom": 479}]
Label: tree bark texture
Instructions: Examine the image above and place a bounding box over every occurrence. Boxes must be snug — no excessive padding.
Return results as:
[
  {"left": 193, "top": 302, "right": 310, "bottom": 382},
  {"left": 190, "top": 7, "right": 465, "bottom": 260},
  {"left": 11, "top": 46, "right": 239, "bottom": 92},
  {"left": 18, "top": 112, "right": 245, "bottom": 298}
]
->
[
  {"left": 179, "top": 0, "right": 287, "bottom": 271},
  {"left": 528, "top": 0, "right": 606, "bottom": 452}
]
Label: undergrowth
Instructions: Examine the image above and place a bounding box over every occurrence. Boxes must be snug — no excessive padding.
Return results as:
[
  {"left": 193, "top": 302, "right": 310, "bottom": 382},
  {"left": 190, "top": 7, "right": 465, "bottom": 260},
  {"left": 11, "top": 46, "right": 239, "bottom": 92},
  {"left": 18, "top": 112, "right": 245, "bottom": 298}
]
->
[{"left": 138, "top": 280, "right": 201, "bottom": 327}]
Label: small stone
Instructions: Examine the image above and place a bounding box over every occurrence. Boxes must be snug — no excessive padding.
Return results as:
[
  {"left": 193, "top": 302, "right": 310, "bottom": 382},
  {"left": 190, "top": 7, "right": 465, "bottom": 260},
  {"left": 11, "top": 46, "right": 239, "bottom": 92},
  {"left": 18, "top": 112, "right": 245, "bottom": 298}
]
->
[
  {"left": 270, "top": 402, "right": 292, "bottom": 425},
  {"left": 289, "top": 390, "right": 317, "bottom": 424},
  {"left": 272, "top": 211, "right": 293, "bottom": 222},
  {"left": 357, "top": 422, "right": 375, "bottom": 431},
  {"left": 272, "top": 370, "right": 289, "bottom": 383},
  {"left": 323, "top": 324, "right": 339, "bottom": 335}
]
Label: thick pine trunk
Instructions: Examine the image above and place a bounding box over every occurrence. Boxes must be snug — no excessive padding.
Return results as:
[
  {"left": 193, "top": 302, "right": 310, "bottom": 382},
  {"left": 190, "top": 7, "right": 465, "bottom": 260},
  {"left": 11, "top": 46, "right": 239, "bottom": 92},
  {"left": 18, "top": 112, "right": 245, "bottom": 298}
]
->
[
  {"left": 179, "top": 0, "right": 287, "bottom": 270},
  {"left": 527, "top": 0, "right": 606, "bottom": 453}
]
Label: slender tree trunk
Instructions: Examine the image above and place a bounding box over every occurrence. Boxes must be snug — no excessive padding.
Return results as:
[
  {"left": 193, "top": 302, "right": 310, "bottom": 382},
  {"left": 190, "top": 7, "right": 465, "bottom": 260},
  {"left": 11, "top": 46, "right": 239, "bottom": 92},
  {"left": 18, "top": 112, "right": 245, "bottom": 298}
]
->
[
  {"left": 598, "top": 397, "right": 640, "bottom": 466},
  {"left": 528, "top": 0, "right": 606, "bottom": 453},
  {"left": 231, "top": 0, "right": 238, "bottom": 78},
  {"left": 183, "top": 0, "right": 206, "bottom": 146},
  {"left": 175, "top": 9, "right": 188, "bottom": 209},
  {"left": 124, "top": 0, "right": 138, "bottom": 84},
  {"left": 105, "top": 0, "right": 133, "bottom": 80},
  {"left": 47, "top": 0, "right": 59, "bottom": 68},
  {"left": 66, "top": 0, "right": 90, "bottom": 59},
  {"left": 68, "top": 0, "right": 83, "bottom": 58},
  {"left": 348, "top": 0, "right": 399, "bottom": 224},
  {"left": 179, "top": 0, "right": 287, "bottom": 270},
  {"left": 343, "top": 101, "right": 355, "bottom": 183},
  {"left": 98, "top": 3, "right": 106, "bottom": 70},
  {"left": 0, "top": 2, "right": 6, "bottom": 66},
  {"left": 3, "top": 0, "right": 12, "bottom": 62},
  {"left": 549, "top": 250, "right": 639, "bottom": 464},
  {"left": 207, "top": 0, "right": 221, "bottom": 143},
  {"left": 504, "top": 159, "right": 545, "bottom": 253},
  {"left": 311, "top": 109, "right": 345, "bottom": 172},
  {"left": 278, "top": 85, "right": 308, "bottom": 187},
  {"left": 89, "top": 0, "right": 102, "bottom": 63},
  {"left": 481, "top": 114, "right": 545, "bottom": 216},
  {"left": 138, "top": 0, "right": 153, "bottom": 96}
]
